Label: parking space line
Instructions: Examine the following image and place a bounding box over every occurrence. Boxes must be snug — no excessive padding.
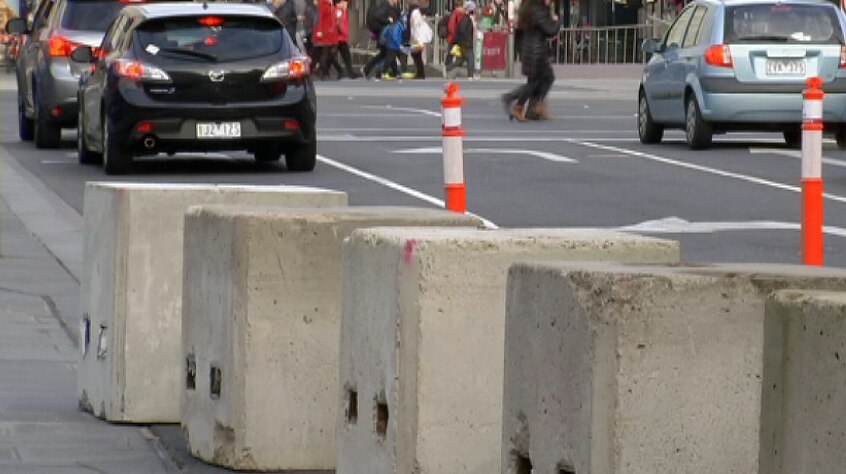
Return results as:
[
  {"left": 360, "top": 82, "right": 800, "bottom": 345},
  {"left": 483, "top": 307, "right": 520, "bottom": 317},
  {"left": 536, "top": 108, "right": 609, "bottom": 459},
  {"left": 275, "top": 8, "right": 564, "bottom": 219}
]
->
[
  {"left": 316, "top": 154, "right": 498, "bottom": 228},
  {"left": 395, "top": 147, "right": 577, "bottom": 163},
  {"left": 569, "top": 140, "right": 846, "bottom": 204}
]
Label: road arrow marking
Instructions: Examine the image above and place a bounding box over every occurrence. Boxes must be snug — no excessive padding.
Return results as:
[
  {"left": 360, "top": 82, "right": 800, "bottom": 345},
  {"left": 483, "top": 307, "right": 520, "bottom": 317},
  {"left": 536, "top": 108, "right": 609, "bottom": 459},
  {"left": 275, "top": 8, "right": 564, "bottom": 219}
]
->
[
  {"left": 395, "top": 147, "right": 577, "bottom": 163},
  {"left": 618, "top": 216, "right": 846, "bottom": 238},
  {"left": 749, "top": 147, "right": 846, "bottom": 168}
]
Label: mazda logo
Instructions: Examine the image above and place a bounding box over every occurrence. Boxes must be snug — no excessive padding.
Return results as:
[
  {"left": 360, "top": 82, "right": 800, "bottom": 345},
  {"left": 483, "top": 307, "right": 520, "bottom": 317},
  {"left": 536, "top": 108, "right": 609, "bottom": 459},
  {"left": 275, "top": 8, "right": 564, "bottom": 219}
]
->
[{"left": 208, "top": 70, "right": 225, "bottom": 82}]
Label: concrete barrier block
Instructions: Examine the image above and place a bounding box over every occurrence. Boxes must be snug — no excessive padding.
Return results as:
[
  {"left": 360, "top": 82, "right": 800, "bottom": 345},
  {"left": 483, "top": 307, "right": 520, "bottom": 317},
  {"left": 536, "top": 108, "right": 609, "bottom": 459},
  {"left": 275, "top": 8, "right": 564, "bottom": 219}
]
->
[
  {"left": 78, "top": 183, "right": 347, "bottom": 423},
  {"left": 181, "top": 206, "right": 482, "bottom": 471},
  {"left": 502, "top": 262, "right": 846, "bottom": 474},
  {"left": 760, "top": 290, "right": 846, "bottom": 474},
  {"left": 337, "top": 229, "right": 680, "bottom": 474}
]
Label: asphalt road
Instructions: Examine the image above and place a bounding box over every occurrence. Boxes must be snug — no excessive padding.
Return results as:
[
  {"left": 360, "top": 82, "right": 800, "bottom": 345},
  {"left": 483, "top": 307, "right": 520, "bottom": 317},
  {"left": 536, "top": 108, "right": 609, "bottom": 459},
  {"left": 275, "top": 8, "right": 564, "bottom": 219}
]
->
[{"left": 4, "top": 73, "right": 846, "bottom": 267}]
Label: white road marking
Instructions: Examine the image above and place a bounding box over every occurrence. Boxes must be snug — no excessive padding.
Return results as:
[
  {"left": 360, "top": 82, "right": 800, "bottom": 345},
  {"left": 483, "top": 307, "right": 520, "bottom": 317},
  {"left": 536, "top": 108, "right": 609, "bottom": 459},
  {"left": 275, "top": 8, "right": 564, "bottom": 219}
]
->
[
  {"left": 569, "top": 140, "right": 846, "bottom": 204},
  {"left": 41, "top": 160, "right": 76, "bottom": 165},
  {"left": 749, "top": 147, "right": 846, "bottom": 168},
  {"left": 318, "top": 135, "right": 793, "bottom": 144},
  {"left": 619, "top": 216, "right": 846, "bottom": 239},
  {"left": 316, "top": 154, "right": 498, "bottom": 229},
  {"left": 395, "top": 147, "right": 577, "bottom": 163},
  {"left": 360, "top": 105, "right": 442, "bottom": 117}
]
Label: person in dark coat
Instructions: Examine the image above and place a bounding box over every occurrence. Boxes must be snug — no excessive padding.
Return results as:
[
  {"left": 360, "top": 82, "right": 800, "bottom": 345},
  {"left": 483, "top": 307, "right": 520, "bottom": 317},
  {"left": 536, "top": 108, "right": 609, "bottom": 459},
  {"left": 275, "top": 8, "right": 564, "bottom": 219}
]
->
[
  {"left": 363, "top": 0, "right": 402, "bottom": 79},
  {"left": 446, "top": 0, "right": 476, "bottom": 78},
  {"left": 500, "top": 0, "right": 558, "bottom": 121},
  {"left": 275, "top": 0, "right": 315, "bottom": 54}
]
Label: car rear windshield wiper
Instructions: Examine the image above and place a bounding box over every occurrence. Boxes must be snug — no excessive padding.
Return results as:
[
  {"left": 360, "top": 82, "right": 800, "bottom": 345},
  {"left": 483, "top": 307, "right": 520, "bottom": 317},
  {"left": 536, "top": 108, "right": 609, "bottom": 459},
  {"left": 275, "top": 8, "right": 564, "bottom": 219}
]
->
[
  {"left": 735, "top": 35, "right": 791, "bottom": 42},
  {"left": 158, "top": 47, "right": 218, "bottom": 62}
]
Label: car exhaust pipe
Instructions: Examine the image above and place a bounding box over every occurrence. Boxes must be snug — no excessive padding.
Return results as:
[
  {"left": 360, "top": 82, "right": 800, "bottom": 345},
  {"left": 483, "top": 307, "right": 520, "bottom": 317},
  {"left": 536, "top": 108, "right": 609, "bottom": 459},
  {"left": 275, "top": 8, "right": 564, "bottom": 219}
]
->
[{"left": 143, "top": 136, "right": 156, "bottom": 150}]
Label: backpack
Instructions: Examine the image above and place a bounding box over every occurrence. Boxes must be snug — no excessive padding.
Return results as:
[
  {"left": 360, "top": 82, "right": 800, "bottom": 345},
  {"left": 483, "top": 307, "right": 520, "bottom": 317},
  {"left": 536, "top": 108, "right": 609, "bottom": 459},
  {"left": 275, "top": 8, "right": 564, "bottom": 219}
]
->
[
  {"left": 366, "top": 1, "right": 387, "bottom": 34},
  {"left": 437, "top": 14, "right": 449, "bottom": 39}
]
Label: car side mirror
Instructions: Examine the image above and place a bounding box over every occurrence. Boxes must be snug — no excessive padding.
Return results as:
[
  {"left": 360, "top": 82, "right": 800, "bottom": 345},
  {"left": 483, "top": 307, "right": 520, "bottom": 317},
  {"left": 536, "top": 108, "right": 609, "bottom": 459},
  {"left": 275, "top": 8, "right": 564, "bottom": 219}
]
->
[
  {"left": 71, "top": 46, "right": 93, "bottom": 63},
  {"left": 6, "top": 18, "right": 26, "bottom": 35},
  {"left": 642, "top": 38, "right": 664, "bottom": 54}
]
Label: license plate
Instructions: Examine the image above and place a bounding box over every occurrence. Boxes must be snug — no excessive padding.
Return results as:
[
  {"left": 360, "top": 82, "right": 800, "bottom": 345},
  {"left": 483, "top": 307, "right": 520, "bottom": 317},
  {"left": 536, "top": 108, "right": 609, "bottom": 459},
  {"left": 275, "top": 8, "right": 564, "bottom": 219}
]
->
[
  {"left": 196, "top": 122, "right": 241, "bottom": 139},
  {"left": 766, "top": 58, "right": 806, "bottom": 76}
]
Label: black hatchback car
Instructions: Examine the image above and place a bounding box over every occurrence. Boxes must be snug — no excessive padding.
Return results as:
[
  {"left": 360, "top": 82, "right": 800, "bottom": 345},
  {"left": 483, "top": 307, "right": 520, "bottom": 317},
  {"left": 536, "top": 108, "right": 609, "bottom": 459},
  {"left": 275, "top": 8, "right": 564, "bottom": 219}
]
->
[{"left": 73, "top": 2, "right": 316, "bottom": 174}]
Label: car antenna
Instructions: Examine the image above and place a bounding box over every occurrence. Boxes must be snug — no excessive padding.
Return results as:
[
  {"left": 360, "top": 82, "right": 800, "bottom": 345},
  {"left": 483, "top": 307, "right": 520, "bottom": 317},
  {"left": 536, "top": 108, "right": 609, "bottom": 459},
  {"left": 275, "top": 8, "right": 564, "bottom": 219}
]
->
[{"left": 203, "top": 1, "right": 208, "bottom": 9}]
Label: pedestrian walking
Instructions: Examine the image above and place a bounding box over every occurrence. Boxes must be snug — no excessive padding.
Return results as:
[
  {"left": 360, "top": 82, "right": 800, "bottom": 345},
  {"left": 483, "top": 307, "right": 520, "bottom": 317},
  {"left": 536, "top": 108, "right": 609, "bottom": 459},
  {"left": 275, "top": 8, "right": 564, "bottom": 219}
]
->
[
  {"left": 446, "top": 0, "right": 476, "bottom": 79},
  {"left": 274, "top": 0, "right": 314, "bottom": 53},
  {"left": 443, "top": 0, "right": 464, "bottom": 75},
  {"left": 500, "top": 0, "right": 558, "bottom": 121},
  {"left": 314, "top": 0, "right": 339, "bottom": 80},
  {"left": 363, "top": 0, "right": 401, "bottom": 79},
  {"left": 403, "top": 3, "right": 433, "bottom": 79},
  {"left": 330, "top": 0, "right": 362, "bottom": 78},
  {"left": 379, "top": 13, "right": 405, "bottom": 79}
]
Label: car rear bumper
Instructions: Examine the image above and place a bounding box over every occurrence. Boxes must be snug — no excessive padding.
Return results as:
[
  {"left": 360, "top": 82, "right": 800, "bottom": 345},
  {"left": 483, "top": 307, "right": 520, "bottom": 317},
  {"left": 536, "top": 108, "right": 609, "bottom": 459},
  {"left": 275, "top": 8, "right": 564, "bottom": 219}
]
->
[
  {"left": 107, "top": 81, "right": 316, "bottom": 154},
  {"left": 36, "top": 61, "right": 81, "bottom": 126},
  {"left": 700, "top": 91, "right": 846, "bottom": 123}
]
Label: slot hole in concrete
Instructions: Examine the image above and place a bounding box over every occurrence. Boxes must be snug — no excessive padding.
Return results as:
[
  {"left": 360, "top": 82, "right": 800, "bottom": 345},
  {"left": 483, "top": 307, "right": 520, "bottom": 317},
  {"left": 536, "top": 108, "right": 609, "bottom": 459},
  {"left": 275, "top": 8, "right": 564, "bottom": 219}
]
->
[
  {"left": 83, "top": 317, "right": 90, "bottom": 352},
  {"left": 347, "top": 389, "right": 358, "bottom": 425},
  {"left": 209, "top": 366, "right": 221, "bottom": 399},
  {"left": 375, "top": 400, "right": 388, "bottom": 440},
  {"left": 558, "top": 467, "right": 576, "bottom": 474},
  {"left": 514, "top": 452, "right": 532, "bottom": 474},
  {"left": 186, "top": 355, "right": 196, "bottom": 391}
]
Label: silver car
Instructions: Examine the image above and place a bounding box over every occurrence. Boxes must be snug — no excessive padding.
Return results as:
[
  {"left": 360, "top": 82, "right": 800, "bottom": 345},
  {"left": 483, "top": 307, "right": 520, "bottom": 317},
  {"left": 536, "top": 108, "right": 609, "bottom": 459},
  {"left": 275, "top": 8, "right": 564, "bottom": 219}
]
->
[
  {"left": 13, "top": 0, "right": 127, "bottom": 148},
  {"left": 638, "top": 0, "right": 846, "bottom": 149}
]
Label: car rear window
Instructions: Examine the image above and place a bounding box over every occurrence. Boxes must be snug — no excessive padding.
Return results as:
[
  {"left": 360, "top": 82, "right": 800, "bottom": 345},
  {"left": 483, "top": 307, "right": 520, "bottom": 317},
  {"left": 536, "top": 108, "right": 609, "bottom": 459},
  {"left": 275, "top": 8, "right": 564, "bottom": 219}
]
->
[
  {"left": 135, "top": 16, "right": 287, "bottom": 62},
  {"left": 725, "top": 4, "right": 844, "bottom": 44},
  {"left": 61, "top": 1, "right": 125, "bottom": 31}
]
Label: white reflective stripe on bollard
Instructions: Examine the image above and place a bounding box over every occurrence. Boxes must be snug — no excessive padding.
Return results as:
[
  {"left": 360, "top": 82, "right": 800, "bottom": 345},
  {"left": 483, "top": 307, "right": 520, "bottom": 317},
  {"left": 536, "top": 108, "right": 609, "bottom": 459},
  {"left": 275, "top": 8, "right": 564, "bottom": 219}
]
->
[
  {"left": 803, "top": 100, "right": 823, "bottom": 121},
  {"left": 802, "top": 130, "right": 823, "bottom": 179},
  {"left": 442, "top": 136, "right": 465, "bottom": 184},
  {"left": 443, "top": 107, "right": 462, "bottom": 129}
]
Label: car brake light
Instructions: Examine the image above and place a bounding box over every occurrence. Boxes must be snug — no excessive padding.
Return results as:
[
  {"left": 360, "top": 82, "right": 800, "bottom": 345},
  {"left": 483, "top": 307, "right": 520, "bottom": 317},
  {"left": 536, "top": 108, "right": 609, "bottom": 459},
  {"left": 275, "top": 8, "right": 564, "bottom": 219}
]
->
[
  {"left": 49, "top": 35, "right": 82, "bottom": 57},
  {"left": 705, "top": 44, "right": 733, "bottom": 68},
  {"left": 114, "top": 59, "right": 171, "bottom": 82},
  {"left": 840, "top": 45, "right": 846, "bottom": 68},
  {"left": 198, "top": 16, "right": 225, "bottom": 27},
  {"left": 261, "top": 57, "right": 311, "bottom": 82},
  {"left": 283, "top": 119, "right": 300, "bottom": 129}
]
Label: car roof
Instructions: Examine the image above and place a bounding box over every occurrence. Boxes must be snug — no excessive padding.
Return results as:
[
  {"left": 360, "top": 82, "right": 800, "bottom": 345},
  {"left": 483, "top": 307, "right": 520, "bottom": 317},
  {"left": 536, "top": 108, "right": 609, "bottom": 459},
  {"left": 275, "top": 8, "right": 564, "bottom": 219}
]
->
[{"left": 122, "top": 1, "right": 277, "bottom": 21}]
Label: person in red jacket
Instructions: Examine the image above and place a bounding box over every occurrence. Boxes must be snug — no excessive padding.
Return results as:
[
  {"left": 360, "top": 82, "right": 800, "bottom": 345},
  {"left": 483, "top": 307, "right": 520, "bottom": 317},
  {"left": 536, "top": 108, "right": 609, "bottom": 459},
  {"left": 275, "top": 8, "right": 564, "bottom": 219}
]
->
[
  {"left": 443, "top": 1, "right": 465, "bottom": 75},
  {"left": 330, "top": 0, "right": 361, "bottom": 78},
  {"left": 313, "top": 0, "right": 339, "bottom": 80}
]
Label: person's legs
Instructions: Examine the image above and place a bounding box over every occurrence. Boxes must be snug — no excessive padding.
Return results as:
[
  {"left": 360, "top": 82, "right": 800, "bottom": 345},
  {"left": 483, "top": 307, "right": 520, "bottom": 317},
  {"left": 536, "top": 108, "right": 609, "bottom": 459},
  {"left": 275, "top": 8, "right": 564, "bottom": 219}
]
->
[
  {"left": 383, "top": 49, "right": 399, "bottom": 77},
  {"left": 465, "top": 48, "right": 474, "bottom": 78},
  {"left": 339, "top": 42, "right": 360, "bottom": 78},
  {"left": 412, "top": 50, "right": 425, "bottom": 78},
  {"left": 364, "top": 46, "right": 387, "bottom": 78}
]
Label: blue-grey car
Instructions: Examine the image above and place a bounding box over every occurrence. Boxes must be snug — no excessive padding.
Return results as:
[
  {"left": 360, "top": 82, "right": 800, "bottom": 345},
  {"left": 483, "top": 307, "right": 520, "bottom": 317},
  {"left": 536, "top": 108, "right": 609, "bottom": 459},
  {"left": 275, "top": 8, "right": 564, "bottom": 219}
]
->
[{"left": 638, "top": 0, "right": 846, "bottom": 149}]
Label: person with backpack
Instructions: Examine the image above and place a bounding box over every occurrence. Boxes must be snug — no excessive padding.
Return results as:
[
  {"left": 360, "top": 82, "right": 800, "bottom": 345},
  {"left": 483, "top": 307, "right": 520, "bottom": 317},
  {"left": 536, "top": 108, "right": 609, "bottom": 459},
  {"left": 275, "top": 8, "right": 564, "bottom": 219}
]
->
[
  {"left": 442, "top": 1, "right": 464, "bottom": 76},
  {"left": 363, "top": 0, "right": 402, "bottom": 79},
  {"left": 379, "top": 11, "right": 405, "bottom": 79},
  {"left": 446, "top": 0, "right": 476, "bottom": 79}
]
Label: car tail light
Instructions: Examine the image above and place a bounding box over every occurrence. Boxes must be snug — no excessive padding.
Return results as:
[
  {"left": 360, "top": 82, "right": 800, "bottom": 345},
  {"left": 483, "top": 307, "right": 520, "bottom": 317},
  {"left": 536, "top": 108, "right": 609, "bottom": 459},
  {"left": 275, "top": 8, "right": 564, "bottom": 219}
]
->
[
  {"left": 283, "top": 119, "right": 300, "bottom": 130},
  {"left": 49, "top": 35, "right": 82, "bottom": 57},
  {"left": 114, "top": 59, "right": 171, "bottom": 82},
  {"left": 136, "top": 121, "right": 154, "bottom": 133},
  {"left": 198, "top": 16, "right": 225, "bottom": 27},
  {"left": 261, "top": 57, "right": 311, "bottom": 82},
  {"left": 840, "top": 45, "right": 846, "bottom": 68},
  {"left": 705, "top": 44, "right": 733, "bottom": 68}
]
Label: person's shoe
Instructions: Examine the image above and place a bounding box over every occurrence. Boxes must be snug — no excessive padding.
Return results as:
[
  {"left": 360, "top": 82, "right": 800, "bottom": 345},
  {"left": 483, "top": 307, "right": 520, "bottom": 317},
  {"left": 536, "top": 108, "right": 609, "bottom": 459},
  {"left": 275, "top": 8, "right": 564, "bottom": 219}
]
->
[
  {"left": 509, "top": 103, "right": 527, "bottom": 122},
  {"left": 501, "top": 93, "right": 513, "bottom": 116},
  {"left": 349, "top": 70, "right": 363, "bottom": 79},
  {"left": 361, "top": 66, "right": 370, "bottom": 79},
  {"left": 382, "top": 73, "right": 397, "bottom": 80},
  {"left": 531, "top": 100, "right": 552, "bottom": 120},
  {"left": 401, "top": 71, "right": 416, "bottom": 79}
]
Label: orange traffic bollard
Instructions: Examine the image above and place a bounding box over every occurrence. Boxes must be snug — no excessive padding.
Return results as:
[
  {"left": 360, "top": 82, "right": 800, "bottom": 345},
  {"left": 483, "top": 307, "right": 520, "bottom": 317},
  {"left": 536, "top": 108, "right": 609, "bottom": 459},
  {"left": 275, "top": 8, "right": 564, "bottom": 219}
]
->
[
  {"left": 441, "top": 82, "right": 466, "bottom": 214},
  {"left": 801, "top": 76, "right": 824, "bottom": 266}
]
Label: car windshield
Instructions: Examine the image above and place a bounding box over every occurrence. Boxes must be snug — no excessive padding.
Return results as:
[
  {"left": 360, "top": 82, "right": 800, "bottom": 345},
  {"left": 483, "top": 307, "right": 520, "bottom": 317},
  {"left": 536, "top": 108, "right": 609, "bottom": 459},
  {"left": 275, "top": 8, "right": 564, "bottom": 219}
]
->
[
  {"left": 61, "top": 1, "right": 125, "bottom": 31},
  {"left": 135, "top": 16, "right": 287, "bottom": 63},
  {"left": 725, "top": 4, "right": 844, "bottom": 44}
]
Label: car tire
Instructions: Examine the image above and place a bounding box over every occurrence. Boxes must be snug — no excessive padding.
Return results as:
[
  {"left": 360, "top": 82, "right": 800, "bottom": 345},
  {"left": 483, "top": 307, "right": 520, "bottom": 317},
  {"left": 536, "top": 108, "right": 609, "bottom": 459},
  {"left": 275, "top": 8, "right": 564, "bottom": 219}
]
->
[
  {"left": 685, "top": 95, "right": 712, "bottom": 150},
  {"left": 254, "top": 146, "right": 282, "bottom": 162},
  {"left": 835, "top": 128, "right": 846, "bottom": 150},
  {"left": 783, "top": 128, "right": 802, "bottom": 149},
  {"left": 18, "top": 95, "right": 33, "bottom": 141},
  {"left": 33, "top": 90, "right": 61, "bottom": 149},
  {"left": 638, "top": 91, "right": 663, "bottom": 144},
  {"left": 102, "top": 118, "right": 131, "bottom": 175},
  {"left": 77, "top": 105, "right": 101, "bottom": 165},
  {"left": 285, "top": 139, "right": 317, "bottom": 172}
]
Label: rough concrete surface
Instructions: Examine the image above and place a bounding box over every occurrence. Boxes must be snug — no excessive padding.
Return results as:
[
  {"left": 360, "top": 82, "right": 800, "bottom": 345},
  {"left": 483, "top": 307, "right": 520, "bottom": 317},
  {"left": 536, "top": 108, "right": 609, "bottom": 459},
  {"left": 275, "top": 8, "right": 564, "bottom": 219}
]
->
[
  {"left": 337, "top": 228, "right": 680, "bottom": 474},
  {"left": 78, "top": 183, "right": 347, "bottom": 423},
  {"left": 501, "top": 262, "right": 846, "bottom": 474},
  {"left": 181, "top": 206, "right": 481, "bottom": 471},
  {"left": 760, "top": 290, "right": 846, "bottom": 474}
]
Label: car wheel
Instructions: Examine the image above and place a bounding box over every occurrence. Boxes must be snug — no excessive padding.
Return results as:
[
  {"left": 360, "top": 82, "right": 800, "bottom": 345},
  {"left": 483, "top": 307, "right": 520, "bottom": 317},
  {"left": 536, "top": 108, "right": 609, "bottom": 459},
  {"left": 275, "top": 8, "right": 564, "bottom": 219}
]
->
[
  {"left": 33, "top": 90, "right": 61, "bottom": 149},
  {"left": 638, "top": 91, "right": 663, "bottom": 144},
  {"left": 18, "top": 94, "right": 33, "bottom": 141},
  {"left": 685, "top": 95, "right": 712, "bottom": 150},
  {"left": 783, "top": 128, "right": 802, "bottom": 149},
  {"left": 102, "top": 118, "right": 131, "bottom": 175},
  {"left": 835, "top": 128, "right": 846, "bottom": 150},
  {"left": 77, "top": 105, "right": 101, "bottom": 165},
  {"left": 254, "top": 146, "right": 282, "bottom": 163},
  {"left": 284, "top": 139, "right": 317, "bottom": 172}
]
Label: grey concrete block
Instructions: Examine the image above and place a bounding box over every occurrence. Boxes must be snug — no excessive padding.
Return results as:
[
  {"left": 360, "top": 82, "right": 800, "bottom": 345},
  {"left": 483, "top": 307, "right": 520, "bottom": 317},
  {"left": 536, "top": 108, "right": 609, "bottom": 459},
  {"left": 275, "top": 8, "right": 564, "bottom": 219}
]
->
[
  {"left": 502, "top": 262, "right": 846, "bottom": 474},
  {"left": 337, "top": 228, "right": 680, "bottom": 474},
  {"left": 78, "top": 183, "right": 347, "bottom": 423},
  {"left": 760, "top": 290, "right": 846, "bottom": 474},
  {"left": 181, "top": 206, "right": 481, "bottom": 471}
]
